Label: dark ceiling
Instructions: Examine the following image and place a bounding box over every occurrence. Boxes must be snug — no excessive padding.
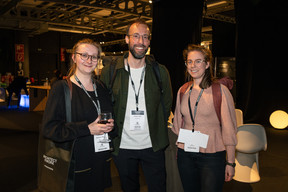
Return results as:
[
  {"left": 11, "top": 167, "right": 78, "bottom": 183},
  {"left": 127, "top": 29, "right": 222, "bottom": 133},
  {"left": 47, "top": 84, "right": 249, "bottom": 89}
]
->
[{"left": 0, "top": 0, "right": 235, "bottom": 48}]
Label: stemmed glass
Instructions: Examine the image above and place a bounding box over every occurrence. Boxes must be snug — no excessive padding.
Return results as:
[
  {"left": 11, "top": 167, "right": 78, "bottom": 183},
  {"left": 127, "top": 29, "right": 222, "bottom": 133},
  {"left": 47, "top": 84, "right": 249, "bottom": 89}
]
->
[{"left": 98, "top": 112, "right": 112, "bottom": 143}]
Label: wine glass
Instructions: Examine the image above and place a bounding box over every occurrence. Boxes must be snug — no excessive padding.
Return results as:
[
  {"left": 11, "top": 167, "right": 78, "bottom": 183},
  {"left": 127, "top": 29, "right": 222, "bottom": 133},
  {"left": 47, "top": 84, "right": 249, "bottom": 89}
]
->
[{"left": 98, "top": 112, "right": 112, "bottom": 143}]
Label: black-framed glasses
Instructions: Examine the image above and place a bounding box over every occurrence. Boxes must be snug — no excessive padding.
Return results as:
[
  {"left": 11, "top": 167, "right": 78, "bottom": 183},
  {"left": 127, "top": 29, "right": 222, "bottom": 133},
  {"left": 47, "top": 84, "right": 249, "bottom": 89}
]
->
[
  {"left": 128, "top": 33, "right": 151, "bottom": 41},
  {"left": 185, "top": 59, "right": 206, "bottom": 66},
  {"left": 76, "top": 52, "right": 99, "bottom": 62}
]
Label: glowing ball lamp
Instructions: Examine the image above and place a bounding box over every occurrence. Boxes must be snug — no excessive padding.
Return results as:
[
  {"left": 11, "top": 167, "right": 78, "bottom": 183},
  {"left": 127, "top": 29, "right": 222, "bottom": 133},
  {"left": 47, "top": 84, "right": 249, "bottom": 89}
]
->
[{"left": 269, "top": 110, "right": 288, "bottom": 129}]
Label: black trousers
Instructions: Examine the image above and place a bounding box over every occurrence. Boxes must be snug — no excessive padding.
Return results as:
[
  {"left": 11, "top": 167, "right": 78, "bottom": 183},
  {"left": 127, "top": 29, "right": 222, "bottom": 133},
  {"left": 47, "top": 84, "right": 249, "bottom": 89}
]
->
[
  {"left": 113, "top": 148, "right": 166, "bottom": 192},
  {"left": 177, "top": 149, "right": 226, "bottom": 192}
]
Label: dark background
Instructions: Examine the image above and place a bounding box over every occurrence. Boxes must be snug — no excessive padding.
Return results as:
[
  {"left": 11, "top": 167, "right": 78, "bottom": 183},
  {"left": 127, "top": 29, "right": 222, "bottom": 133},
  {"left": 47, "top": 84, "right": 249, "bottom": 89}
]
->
[{"left": 0, "top": 0, "right": 287, "bottom": 126}]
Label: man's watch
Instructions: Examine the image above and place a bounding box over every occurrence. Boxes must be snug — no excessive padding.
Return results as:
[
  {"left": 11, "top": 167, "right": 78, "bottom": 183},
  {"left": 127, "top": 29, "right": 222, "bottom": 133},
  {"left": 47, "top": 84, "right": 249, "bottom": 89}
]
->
[{"left": 226, "top": 161, "right": 236, "bottom": 168}]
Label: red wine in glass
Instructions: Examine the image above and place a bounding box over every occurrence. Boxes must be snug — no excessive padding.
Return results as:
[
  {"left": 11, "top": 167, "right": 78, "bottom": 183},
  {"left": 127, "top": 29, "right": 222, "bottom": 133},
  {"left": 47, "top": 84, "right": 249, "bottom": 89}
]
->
[
  {"left": 99, "top": 112, "right": 112, "bottom": 143},
  {"left": 99, "top": 120, "right": 109, "bottom": 124}
]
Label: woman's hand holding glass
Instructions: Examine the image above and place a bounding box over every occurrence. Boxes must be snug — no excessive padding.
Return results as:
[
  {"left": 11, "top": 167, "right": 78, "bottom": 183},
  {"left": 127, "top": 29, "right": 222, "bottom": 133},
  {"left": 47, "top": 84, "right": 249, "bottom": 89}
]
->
[{"left": 88, "top": 113, "right": 114, "bottom": 139}]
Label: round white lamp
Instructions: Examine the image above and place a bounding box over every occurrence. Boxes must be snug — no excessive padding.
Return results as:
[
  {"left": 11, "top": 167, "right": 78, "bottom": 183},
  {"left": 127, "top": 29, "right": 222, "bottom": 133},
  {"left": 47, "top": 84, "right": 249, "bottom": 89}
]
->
[{"left": 269, "top": 110, "right": 288, "bottom": 129}]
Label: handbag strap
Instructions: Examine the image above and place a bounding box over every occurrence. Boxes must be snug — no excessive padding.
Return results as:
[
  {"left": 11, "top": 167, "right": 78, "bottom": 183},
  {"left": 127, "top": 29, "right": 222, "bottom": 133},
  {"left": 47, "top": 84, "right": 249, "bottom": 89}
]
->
[
  {"left": 63, "top": 79, "right": 75, "bottom": 191},
  {"left": 64, "top": 79, "right": 72, "bottom": 122}
]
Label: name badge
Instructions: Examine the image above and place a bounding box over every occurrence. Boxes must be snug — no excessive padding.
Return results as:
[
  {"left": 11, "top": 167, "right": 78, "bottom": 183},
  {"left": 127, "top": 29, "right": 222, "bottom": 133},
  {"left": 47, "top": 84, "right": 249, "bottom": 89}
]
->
[
  {"left": 177, "top": 128, "right": 209, "bottom": 152},
  {"left": 130, "top": 110, "right": 145, "bottom": 131},
  {"left": 184, "top": 142, "right": 200, "bottom": 152},
  {"left": 94, "top": 135, "right": 110, "bottom": 152}
]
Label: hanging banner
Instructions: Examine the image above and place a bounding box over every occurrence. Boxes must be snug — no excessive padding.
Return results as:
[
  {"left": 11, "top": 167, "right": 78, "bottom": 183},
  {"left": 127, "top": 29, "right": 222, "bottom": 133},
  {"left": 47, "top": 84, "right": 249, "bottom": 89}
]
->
[
  {"left": 60, "top": 48, "right": 66, "bottom": 62},
  {"left": 15, "top": 44, "right": 24, "bottom": 62}
]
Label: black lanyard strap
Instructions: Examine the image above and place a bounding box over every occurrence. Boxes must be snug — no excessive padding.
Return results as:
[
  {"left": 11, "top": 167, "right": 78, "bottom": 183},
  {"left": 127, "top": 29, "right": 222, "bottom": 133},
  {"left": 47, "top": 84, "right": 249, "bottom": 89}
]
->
[
  {"left": 188, "top": 84, "right": 204, "bottom": 132},
  {"left": 74, "top": 75, "right": 101, "bottom": 115},
  {"left": 127, "top": 62, "right": 145, "bottom": 111}
]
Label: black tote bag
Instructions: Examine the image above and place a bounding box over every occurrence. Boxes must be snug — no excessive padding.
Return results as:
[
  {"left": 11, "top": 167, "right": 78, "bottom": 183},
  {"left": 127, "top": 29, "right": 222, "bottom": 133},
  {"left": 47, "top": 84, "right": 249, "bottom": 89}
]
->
[{"left": 38, "top": 80, "right": 74, "bottom": 192}]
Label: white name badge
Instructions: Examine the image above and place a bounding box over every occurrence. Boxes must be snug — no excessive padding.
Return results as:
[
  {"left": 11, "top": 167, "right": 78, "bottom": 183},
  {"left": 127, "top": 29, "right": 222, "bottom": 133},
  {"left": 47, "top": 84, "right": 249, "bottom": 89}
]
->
[
  {"left": 184, "top": 142, "right": 200, "bottom": 152},
  {"left": 178, "top": 128, "right": 209, "bottom": 151},
  {"left": 130, "top": 110, "right": 145, "bottom": 131},
  {"left": 94, "top": 135, "right": 110, "bottom": 152}
]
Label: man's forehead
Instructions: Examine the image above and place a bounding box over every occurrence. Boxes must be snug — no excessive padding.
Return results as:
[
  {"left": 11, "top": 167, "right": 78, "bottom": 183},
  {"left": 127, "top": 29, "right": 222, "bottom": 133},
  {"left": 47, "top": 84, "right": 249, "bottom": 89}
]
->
[{"left": 130, "top": 23, "right": 150, "bottom": 32}]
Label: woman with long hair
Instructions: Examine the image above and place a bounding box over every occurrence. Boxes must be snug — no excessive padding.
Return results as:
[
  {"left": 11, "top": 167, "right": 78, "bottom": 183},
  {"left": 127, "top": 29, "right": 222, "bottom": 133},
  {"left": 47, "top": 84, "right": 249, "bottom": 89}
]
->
[
  {"left": 173, "top": 44, "right": 237, "bottom": 192},
  {"left": 42, "top": 38, "right": 115, "bottom": 191}
]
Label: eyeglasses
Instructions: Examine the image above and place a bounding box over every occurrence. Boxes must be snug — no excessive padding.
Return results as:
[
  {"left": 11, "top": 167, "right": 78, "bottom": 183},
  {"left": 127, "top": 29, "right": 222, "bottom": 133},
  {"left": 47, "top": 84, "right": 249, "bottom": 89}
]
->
[
  {"left": 76, "top": 52, "right": 99, "bottom": 62},
  {"left": 128, "top": 33, "right": 151, "bottom": 42},
  {"left": 185, "top": 59, "right": 206, "bottom": 66}
]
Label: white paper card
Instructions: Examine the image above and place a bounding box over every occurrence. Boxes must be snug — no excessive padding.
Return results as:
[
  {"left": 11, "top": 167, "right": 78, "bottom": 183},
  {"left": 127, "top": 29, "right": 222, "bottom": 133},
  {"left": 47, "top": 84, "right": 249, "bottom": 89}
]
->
[
  {"left": 196, "top": 132, "right": 209, "bottom": 148},
  {"left": 177, "top": 128, "right": 193, "bottom": 143},
  {"left": 94, "top": 135, "right": 110, "bottom": 152},
  {"left": 130, "top": 110, "right": 145, "bottom": 131},
  {"left": 177, "top": 128, "right": 209, "bottom": 151}
]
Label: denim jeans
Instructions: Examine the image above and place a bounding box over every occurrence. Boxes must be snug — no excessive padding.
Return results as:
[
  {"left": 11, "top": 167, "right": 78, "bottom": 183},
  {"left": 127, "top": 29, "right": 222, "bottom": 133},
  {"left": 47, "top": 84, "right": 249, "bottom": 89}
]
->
[{"left": 177, "top": 149, "right": 226, "bottom": 192}]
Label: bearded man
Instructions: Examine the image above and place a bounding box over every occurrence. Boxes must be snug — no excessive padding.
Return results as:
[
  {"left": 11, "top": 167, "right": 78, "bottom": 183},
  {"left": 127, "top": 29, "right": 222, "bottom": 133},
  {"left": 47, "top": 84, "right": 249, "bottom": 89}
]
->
[{"left": 100, "top": 19, "right": 173, "bottom": 192}]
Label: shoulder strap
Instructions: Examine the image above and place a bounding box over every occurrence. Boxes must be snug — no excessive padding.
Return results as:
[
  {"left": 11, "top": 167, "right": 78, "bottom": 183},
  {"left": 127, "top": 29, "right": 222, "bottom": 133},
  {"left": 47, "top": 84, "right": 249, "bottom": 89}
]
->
[
  {"left": 212, "top": 82, "right": 222, "bottom": 125},
  {"left": 179, "top": 81, "right": 192, "bottom": 128},
  {"left": 108, "top": 57, "right": 118, "bottom": 103},
  {"left": 95, "top": 78, "right": 106, "bottom": 89},
  {"left": 108, "top": 57, "right": 118, "bottom": 90},
  {"left": 150, "top": 58, "right": 167, "bottom": 127},
  {"left": 179, "top": 81, "right": 193, "bottom": 104},
  {"left": 64, "top": 79, "right": 72, "bottom": 122},
  {"left": 179, "top": 81, "right": 222, "bottom": 126},
  {"left": 217, "top": 76, "right": 233, "bottom": 90},
  {"left": 212, "top": 76, "right": 233, "bottom": 125},
  {"left": 151, "top": 62, "right": 163, "bottom": 94},
  {"left": 146, "top": 55, "right": 168, "bottom": 127}
]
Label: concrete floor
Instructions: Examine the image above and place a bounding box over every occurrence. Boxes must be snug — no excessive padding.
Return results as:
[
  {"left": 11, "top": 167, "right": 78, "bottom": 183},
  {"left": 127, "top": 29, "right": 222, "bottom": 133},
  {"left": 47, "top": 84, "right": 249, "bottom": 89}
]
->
[{"left": 1, "top": 103, "right": 288, "bottom": 192}]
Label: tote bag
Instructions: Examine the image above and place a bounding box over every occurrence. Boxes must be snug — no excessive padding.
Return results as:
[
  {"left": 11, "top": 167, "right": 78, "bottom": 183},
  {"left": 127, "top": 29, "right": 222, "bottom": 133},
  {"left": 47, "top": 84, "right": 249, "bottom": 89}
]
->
[{"left": 38, "top": 80, "right": 74, "bottom": 192}]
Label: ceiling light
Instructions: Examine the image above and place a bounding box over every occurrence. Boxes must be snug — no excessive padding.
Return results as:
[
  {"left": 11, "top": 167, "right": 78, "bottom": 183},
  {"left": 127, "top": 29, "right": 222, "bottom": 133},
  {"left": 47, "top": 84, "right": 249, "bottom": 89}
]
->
[{"left": 207, "top": 1, "right": 227, "bottom": 8}]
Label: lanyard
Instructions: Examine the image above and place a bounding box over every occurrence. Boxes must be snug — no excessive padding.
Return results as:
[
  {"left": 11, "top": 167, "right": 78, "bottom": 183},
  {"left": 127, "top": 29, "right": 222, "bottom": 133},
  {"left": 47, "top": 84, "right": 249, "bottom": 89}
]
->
[
  {"left": 74, "top": 75, "right": 101, "bottom": 115},
  {"left": 127, "top": 62, "right": 145, "bottom": 111},
  {"left": 188, "top": 84, "right": 204, "bottom": 132}
]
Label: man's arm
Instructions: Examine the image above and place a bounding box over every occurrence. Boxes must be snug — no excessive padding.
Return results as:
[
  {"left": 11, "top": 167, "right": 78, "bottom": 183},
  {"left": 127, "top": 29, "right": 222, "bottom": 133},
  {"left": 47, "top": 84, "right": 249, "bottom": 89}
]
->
[{"left": 160, "top": 65, "right": 173, "bottom": 120}]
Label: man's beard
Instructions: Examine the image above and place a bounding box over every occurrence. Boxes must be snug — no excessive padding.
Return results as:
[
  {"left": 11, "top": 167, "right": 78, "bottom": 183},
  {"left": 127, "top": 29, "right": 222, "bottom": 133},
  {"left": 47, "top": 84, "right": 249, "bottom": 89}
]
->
[{"left": 129, "top": 44, "right": 148, "bottom": 59}]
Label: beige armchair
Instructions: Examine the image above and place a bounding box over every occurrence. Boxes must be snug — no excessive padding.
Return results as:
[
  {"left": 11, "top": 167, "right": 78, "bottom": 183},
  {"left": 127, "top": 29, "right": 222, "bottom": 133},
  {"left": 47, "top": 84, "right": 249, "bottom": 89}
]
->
[
  {"left": 235, "top": 109, "right": 243, "bottom": 127},
  {"left": 233, "top": 124, "right": 267, "bottom": 183}
]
